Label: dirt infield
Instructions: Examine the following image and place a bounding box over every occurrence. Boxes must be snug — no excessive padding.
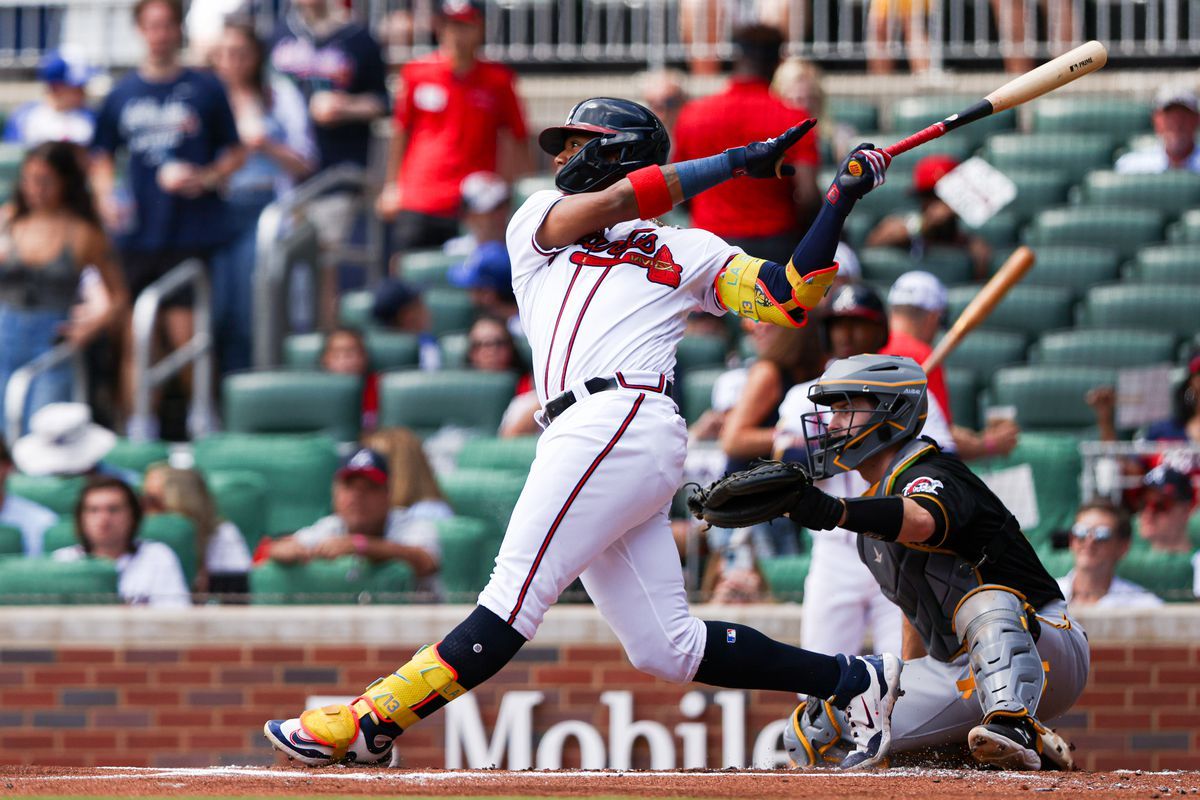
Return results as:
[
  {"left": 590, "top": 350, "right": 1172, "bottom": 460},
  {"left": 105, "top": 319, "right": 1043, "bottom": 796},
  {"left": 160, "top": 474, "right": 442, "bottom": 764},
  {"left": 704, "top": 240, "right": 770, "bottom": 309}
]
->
[{"left": 3, "top": 766, "right": 1200, "bottom": 799}]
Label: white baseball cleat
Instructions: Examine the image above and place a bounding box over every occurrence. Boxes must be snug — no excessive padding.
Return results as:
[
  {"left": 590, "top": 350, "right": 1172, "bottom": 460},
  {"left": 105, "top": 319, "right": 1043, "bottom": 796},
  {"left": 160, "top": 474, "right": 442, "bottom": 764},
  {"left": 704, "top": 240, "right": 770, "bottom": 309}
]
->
[
  {"left": 264, "top": 704, "right": 397, "bottom": 767},
  {"left": 838, "top": 654, "right": 903, "bottom": 771}
]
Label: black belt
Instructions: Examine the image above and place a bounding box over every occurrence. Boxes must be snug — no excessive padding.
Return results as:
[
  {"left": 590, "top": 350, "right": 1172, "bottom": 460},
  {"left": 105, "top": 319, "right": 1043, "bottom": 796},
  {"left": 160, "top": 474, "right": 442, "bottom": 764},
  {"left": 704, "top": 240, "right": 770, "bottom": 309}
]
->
[{"left": 544, "top": 374, "right": 674, "bottom": 425}]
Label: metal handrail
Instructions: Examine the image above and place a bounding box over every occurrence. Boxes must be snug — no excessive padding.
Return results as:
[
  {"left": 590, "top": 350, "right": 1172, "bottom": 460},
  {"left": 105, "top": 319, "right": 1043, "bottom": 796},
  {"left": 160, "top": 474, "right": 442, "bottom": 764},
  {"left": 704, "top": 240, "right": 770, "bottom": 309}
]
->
[
  {"left": 252, "top": 164, "right": 382, "bottom": 369},
  {"left": 3, "top": 341, "right": 87, "bottom": 444},
  {"left": 127, "top": 259, "right": 215, "bottom": 442},
  {"left": 1079, "top": 439, "right": 1200, "bottom": 502}
]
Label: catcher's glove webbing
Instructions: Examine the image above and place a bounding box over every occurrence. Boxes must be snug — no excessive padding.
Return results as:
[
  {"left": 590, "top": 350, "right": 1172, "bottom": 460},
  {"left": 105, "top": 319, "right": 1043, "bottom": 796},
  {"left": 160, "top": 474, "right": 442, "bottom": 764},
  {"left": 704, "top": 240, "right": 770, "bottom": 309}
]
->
[{"left": 687, "top": 460, "right": 812, "bottom": 529}]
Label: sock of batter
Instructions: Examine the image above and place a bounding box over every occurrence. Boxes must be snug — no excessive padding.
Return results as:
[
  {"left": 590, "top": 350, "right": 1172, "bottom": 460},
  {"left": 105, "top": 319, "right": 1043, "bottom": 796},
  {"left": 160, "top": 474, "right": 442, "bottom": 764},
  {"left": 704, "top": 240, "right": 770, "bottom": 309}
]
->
[{"left": 692, "top": 621, "right": 852, "bottom": 699}]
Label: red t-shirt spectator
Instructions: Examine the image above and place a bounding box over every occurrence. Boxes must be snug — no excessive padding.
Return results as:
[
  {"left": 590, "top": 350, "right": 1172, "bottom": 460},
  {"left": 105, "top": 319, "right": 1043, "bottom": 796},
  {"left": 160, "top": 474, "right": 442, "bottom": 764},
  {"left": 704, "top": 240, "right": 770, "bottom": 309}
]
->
[
  {"left": 881, "top": 330, "right": 953, "bottom": 426},
  {"left": 673, "top": 77, "right": 818, "bottom": 239},
  {"left": 395, "top": 54, "right": 528, "bottom": 217}
]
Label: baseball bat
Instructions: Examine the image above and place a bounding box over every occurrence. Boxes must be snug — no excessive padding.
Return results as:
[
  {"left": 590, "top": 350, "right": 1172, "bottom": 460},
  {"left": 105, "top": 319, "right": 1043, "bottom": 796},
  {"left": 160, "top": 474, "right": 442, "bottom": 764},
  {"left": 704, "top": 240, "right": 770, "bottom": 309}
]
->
[
  {"left": 922, "top": 246, "right": 1036, "bottom": 373},
  {"left": 882, "top": 40, "right": 1108, "bottom": 160}
]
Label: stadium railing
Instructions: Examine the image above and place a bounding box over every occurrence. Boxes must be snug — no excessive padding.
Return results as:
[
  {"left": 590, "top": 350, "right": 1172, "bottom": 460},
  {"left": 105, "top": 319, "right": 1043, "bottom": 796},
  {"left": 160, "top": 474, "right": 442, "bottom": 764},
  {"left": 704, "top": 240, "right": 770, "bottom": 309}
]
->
[
  {"left": 1080, "top": 440, "right": 1200, "bottom": 502},
  {"left": 3, "top": 340, "right": 87, "bottom": 443}
]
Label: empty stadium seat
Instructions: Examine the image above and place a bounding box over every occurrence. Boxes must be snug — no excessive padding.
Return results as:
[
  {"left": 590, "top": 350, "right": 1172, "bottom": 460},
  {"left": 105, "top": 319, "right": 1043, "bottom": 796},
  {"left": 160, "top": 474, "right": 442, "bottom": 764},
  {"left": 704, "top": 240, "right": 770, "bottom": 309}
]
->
[
  {"left": 860, "top": 246, "right": 974, "bottom": 286},
  {"left": 457, "top": 436, "right": 539, "bottom": 474},
  {"left": 830, "top": 98, "right": 879, "bottom": 132},
  {"left": 676, "top": 335, "right": 728, "bottom": 376},
  {"left": 284, "top": 331, "right": 421, "bottom": 371},
  {"left": 0, "top": 143, "right": 22, "bottom": 183},
  {"left": 943, "top": 367, "right": 979, "bottom": 430},
  {"left": 1029, "top": 329, "right": 1178, "bottom": 368},
  {"left": 1036, "top": 547, "right": 1074, "bottom": 581},
  {"left": 988, "top": 365, "right": 1114, "bottom": 432},
  {"left": 1077, "top": 284, "right": 1200, "bottom": 339},
  {"left": 250, "top": 556, "right": 414, "bottom": 604},
  {"left": 971, "top": 210, "right": 1020, "bottom": 249},
  {"left": 513, "top": 175, "right": 556, "bottom": 209},
  {"left": 1168, "top": 209, "right": 1200, "bottom": 243},
  {"left": 438, "top": 332, "right": 470, "bottom": 368},
  {"left": 222, "top": 371, "right": 362, "bottom": 442},
  {"left": 980, "top": 133, "right": 1115, "bottom": 183},
  {"left": 1116, "top": 551, "right": 1195, "bottom": 602},
  {"left": 940, "top": 330, "right": 1028, "bottom": 377},
  {"left": 0, "top": 557, "right": 119, "bottom": 605},
  {"left": 1127, "top": 244, "right": 1200, "bottom": 284},
  {"left": 6, "top": 474, "right": 85, "bottom": 516},
  {"left": 205, "top": 469, "right": 270, "bottom": 550},
  {"left": 1074, "top": 170, "right": 1200, "bottom": 214},
  {"left": 400, "top": 249, "right": 461, "bottom": 287},
  {"left": 192, "top": 434, "right": 338, "bottom": 535},
  {"left": 890, "top": 97, "right": 1016, "bottom": 146},
  {"left": 1002, "top": 169, "right": 1071, "bottom": 222},
  {"left": 1031, "top": 97, "right": 1151, "bottom": 141},
  {"left": 425, "top": 287, "right": 477, "bottom": 336},
  {"left": 378, "top": 370, "right": 517, "bottom": 437},
  {"left": 760, "top": 554, "right": 811, "bottom": 602},
  {"left": 0, "top": 524, "right": 23, "bottom": 557},
  {"left": 997, "top": 245, "right": 1121, "bottom": 292},
  {"left": 437, "top": 468, "right": 527, "bottom": 544},
  {"left": 105, "top": 438, "right": 170, "bottom": 475},
  {"left": 435, "top": 516, "right": 491, "bottom": 599},
  {"left": 946, "top": 284, "right": 1073, "bottom": 335},
  {"left": 41, "top": 520, "right": 75, "bottom": 554},
  {"left": 973, "top": 432, "right": 1083, "bottom": 548},
  {"left": 681, "top": 367, "right": 725, "bottom": 424},
  {"left": 1024, "top": 207, "right": 1164, "bottom": 260},
  {"left": 338, "top": 291, "right": 376, "bottom": 329}
]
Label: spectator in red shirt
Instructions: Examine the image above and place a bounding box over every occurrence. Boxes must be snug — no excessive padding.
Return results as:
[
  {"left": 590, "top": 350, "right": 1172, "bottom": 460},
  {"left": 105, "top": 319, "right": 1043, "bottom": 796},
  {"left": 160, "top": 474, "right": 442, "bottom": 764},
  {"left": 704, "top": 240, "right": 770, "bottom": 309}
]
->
[
  {"left": 672, "top": 24, "right": 820, "bottom": 265},
  {"left": 377, "top": 0, "right": 531, "bottom": 253}
]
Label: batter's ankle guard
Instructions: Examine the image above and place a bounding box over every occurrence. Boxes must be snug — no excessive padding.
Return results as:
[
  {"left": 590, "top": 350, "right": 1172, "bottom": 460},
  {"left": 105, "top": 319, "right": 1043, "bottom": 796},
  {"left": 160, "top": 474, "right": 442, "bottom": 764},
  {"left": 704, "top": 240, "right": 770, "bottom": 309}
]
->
[{"left": 953, "top": 585, "right": 1047, "bottom": 724}]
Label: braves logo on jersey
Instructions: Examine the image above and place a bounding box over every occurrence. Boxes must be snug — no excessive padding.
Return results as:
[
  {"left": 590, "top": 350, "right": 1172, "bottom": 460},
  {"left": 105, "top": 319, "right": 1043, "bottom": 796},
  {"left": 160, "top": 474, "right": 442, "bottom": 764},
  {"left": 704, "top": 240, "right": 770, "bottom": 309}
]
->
[{"left": 569, "top": 228, "right": 683, "bottom": 288}]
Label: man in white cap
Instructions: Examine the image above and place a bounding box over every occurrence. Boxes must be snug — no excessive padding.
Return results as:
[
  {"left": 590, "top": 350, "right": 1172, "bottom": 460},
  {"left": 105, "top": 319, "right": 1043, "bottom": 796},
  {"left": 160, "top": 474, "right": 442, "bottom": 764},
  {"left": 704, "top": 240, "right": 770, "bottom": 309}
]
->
[
  {"left": 1115, "top": 86, "right": 1200, "bottom": 174},
  {"left": 11, "top": 402, "right": 135, "bottom": 482}
]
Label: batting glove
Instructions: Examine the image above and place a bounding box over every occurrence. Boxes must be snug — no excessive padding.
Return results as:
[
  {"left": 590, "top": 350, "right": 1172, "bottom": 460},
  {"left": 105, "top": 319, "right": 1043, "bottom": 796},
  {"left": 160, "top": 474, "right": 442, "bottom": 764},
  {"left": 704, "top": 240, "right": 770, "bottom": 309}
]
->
[
  {"left": 726, "top": 119, "right": 818, "bottom": 180},
  {"left": 830, "top": 143, "right": 890, "bottom": 202}
]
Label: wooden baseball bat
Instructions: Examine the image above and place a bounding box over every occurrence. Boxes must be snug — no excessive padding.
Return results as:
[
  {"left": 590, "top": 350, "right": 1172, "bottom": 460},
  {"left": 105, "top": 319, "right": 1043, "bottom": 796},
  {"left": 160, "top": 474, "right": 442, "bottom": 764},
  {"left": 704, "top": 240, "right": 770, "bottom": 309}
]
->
[
  {"left": 882, "top": 40, "right": 1108, "bottom": 160},
  {"left": 923, "top": 246, "right": 1036, "bottom": 373}
]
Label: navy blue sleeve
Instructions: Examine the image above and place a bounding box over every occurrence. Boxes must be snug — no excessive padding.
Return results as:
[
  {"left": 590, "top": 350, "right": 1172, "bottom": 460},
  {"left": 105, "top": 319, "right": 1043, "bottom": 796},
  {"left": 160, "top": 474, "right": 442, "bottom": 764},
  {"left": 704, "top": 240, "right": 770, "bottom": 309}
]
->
[
  {"left": 753, "top": 195, "right": 849, "bottom": 306},
  {"left": 91, "top": 83, "right": 125, "bottom": 154},
  {"left": 205, "top": 74, "right": 241, "bottom": 152},
  {"left": 351, "top": 28, "right": 389, "bottom": 108}
]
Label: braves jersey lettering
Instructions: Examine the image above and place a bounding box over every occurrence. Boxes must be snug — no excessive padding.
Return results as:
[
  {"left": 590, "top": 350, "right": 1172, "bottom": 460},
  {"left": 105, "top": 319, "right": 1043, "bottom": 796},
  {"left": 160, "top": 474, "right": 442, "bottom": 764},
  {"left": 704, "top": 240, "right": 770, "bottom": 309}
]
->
[{"left": 570, "top": 229, "right": 683, "bottom": 288}]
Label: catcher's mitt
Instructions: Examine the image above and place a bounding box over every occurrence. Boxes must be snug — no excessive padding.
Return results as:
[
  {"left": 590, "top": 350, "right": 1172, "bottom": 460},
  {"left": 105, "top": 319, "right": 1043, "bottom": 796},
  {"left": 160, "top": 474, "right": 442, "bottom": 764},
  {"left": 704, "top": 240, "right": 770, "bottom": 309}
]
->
[{"left": 687, "top": 460, "right": 811, "bottom": 528}]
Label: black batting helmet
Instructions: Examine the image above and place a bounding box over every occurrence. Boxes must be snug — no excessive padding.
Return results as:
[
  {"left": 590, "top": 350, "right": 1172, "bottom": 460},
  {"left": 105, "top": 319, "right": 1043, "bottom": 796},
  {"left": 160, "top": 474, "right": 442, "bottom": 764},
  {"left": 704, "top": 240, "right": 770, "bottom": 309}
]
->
[{"left": 539, "top": 97, "right": 670, "bottom": 195}]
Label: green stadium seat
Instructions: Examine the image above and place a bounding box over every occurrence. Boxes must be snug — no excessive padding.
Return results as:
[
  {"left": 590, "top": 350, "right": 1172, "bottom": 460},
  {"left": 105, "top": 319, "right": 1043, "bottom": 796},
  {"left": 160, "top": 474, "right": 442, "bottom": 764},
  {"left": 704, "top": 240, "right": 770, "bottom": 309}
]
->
[
  {"left": 1074, "top": 170, "right": 1200, "bottom": 214},
  {"left": 436, "top": 516, "right": 491, "bottom": 599},
  {"left": 284, "top": 331, "right": 421, "bottom": 371},
  {"left": 1003, "top": 169, "right": 1071, "bottom": 222},
  {"left": 941, "top": 330, "right": 1028, "bottom": 377},
  {"left": 513, "top": 175, "right": 556, "bottom": 209},
  {"left": 399, "top": 249, "right": 461, "bottom": 287},
  {"left": 973, "top": 432, "right": 1082, "bottom": 548},
  {"left": 106, "top": 438, "right": 170, "bottom": 476},
  {"left": 946, "top": 284, "right": 1073, "bottom": 335},
  {"left": 659, "top": 206, "right": 690, "bottom": 228},
  {"left": 425, "top": 287, "right": 477, "bottom": 337},
  {"left": 204, "top": 469, "right": 270, "bottom": 550},
  {"left": 996, "top": 245, "right": 1121, "bottom": 293},
  {"left": 676, "top": 335, "right": 728, "bottom": 376},
  {"left": 0, "top": 143, "right": 23, "bottom": 183},
  {"left": 989, "top": 365, "right": 1114, "bottom": 432},
  {"left": 0, "top": 524, "right": 23, "bottom": 557},
  {"left": 250, "top": 556, "right": 415, "bottom": 604},
  {"left": 1036, "top": 547, "right": 1074, "bottom": 580},
  {"left": 222, "top": 371, "right": 361, "bottom": 442},
  {"left": 760, "top": 554, "right": 811, "bottom": 602},
  {"left": 890, "top": 97, "right": 1016, "bottom": 146},
  {"left": 971, "top": 210, "right": 1020, "bottom": 249},
  {"left": 457, "top": 436, "right": 539, "bottom": 474},
  {"left": 830, "top": 98, "right": 879, "bottom": 132},
  {"left": 980, "top": 133, "right": 1115, "bottom": 183},
  {"left": 1031, "top": 98, "right": 1151, "bottom": 141},
  {"left": 681, "top": 367, "right": 724, "bottom": 425},
  {"left": 1078, "top": 284, "right": 1200, "bottom": 339},
  {"left": 852, "top": 171, "right": 918, "bottom": 219},
  {"left": 0, "top": 557, "right": 120, "bottom": 605},
  {"left": 0, "top": 179, "right": 13, "bottom": 205},
  {"left": 192, "top": 434, "right": 338, "bottom": 535},
  {"left": 860, "top": 246, "right": 974, "bottom": 287},
  {"left": 1127, "top": 244, "right": 1200, "bottom": 284},
  {"left": 1024, "top": 207, "right": 1164, "bottom": 260},
  {"left": 6, "top": 474, "right": 85, "bottom": 516},
  {"left": 1029, "top": 329, "right": 1178, "bottom": 368},
  {"left": 1168, "top": 209, "right": 1200, "bottom": 243},
  {"left": 338, "top": 291, "right": 376, "bottom": 330},
  {"left": 43, "top": 514, "right": 199, "bottom": 587},
  {"left": 1116, "top": 551, "right": 1195, "bottom": 602},
  {"left": 438, "top": 332, "right": 470, "bottom": 368},
  {"left": 378, "top": 370, "right": 517, "bottom": 437},
  {"left": 438, "top": 468, "right": 527, "bottom": 544},
  {"left": 943, "top": 367, "right": 979, "bottom": 430},
  {"left": 841, "top": 212, "right": 879, "bottom": 250},
  {"left": 41, "top": 519, "right": 76, "bottom": 554}
]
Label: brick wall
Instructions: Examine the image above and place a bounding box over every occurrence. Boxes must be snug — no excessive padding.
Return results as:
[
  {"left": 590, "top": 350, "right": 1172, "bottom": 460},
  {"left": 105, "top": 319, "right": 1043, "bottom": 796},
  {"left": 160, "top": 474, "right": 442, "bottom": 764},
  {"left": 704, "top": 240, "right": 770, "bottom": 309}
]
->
[{"left": 1, "top": 606, "right": 1197, "bottom": 771}]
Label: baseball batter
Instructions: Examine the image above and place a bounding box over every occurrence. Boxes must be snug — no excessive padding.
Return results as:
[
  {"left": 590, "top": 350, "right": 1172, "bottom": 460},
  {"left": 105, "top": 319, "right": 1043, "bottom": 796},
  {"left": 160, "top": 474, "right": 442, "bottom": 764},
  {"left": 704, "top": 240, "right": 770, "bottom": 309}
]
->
[{"left": 265, "top": 98, "right": 901, "bottom": 770}]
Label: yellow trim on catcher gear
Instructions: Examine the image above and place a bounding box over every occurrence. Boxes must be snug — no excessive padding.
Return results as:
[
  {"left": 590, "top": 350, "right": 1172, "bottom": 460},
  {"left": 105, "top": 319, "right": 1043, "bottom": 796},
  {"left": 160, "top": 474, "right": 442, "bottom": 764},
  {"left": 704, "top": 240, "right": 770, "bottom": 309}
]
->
[
  {"left": 716, "top": 254, "right": 838, "bottom": 327},
  {"left": 362, "top": 644, "right": 467, "bottom": 730}
]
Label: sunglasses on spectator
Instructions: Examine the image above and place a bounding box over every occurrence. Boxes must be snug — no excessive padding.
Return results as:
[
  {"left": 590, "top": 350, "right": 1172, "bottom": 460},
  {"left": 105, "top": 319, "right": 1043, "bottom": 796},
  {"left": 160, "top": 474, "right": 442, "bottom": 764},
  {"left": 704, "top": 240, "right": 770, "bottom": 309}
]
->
[
  {"left": 1070, "top": 523, "right": 1115, "bottom": 542},
  {"left": 469, "top": 338, "right": 508, "bottom": 350}
]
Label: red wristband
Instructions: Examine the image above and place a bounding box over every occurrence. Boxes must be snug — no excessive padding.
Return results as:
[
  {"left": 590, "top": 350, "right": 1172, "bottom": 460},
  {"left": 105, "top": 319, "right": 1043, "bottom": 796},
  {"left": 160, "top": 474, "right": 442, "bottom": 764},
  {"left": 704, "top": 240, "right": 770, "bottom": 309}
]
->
[{"left": 627, "top": 165, "right": 673, "bottom": 220}]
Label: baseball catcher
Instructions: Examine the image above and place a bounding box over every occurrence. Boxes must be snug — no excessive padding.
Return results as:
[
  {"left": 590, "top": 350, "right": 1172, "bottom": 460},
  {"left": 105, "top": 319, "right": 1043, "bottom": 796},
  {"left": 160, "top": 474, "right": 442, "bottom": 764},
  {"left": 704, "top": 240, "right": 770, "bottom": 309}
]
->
[{"left": 690, "top": 354, "right": 1090, "bottom": 770}]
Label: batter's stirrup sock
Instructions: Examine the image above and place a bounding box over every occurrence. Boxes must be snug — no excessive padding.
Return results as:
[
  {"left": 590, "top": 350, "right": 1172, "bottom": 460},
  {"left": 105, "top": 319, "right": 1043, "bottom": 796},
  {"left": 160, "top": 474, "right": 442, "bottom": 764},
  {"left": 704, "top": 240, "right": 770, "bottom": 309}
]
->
[
  {"left": 438, "top": 605, "right": 528, "bottom": 689},
  {"left": 828, "top": 654, "right": 870, "bottom": 710},
  {"left": 692, "top": 621, "right": 841, "bottom": 697}
]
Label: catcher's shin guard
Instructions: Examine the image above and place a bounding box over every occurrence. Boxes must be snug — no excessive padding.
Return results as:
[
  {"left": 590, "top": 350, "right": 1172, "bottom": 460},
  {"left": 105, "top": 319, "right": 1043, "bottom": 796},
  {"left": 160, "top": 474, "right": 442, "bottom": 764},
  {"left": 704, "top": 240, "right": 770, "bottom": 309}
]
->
[
  {"left": 953, "top": 586, "right": 1046, "bottom": 724},
  {"left": 783, "top": 696, "right": 852, "bottom": 768}
]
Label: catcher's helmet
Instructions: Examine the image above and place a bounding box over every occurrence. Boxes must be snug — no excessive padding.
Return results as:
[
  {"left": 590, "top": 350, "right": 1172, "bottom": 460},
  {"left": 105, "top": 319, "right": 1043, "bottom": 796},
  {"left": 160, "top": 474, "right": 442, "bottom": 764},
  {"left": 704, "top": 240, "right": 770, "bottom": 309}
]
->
[
  {"left": 539, "top": 97, "right": 670, "bottom": 195},
  {"left": 802, "top": 354, "right": 928, "bottom": 478}
]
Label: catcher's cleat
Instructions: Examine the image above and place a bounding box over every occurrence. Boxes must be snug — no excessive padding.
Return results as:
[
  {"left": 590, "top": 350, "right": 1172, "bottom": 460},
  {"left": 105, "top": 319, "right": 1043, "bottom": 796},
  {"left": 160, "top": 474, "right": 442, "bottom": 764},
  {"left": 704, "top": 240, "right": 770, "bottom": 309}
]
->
[
  {"left": 838, "top": 654, "right": 903, "bottom": 771},
  {"left": 969, "top": 716, "right": 1075, "bottom": 771},
  {"left": 264, "top": 700, "right": 400, "bottom": 767}
]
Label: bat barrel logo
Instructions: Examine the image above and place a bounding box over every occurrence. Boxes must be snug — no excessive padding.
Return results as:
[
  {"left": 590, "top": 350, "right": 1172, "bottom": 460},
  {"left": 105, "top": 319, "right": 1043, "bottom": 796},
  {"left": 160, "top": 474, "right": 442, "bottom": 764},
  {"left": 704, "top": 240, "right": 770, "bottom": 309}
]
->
[{"left": 1069, "top": 56, "right": 1093, "bottom": 72}]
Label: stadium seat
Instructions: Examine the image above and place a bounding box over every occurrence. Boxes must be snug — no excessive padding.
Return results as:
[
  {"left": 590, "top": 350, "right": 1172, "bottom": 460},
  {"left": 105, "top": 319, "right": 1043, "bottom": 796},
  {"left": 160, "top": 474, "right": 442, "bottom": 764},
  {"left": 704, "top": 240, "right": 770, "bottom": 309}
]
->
[
  {"left": 940, "top": 330, "right": 1028, "bottom": 377},
  {"left": 988, "top": 365, "right": 1114, "bottom": 432},
  {"left": 890, "top": 97, "right": 1016, "bottom": 146},
  {"left": 971, "top": 210, "right": 1020, "bottom": 249},
  {"left": 43, "top": 514, "right": 199, "bottom": 587},
  {"left": 676, "top": 335, "right": 728, "bottom": 376},
  {"left": 41, "top": 520, "right": 75, "bottom": 554},
  {"left": 1168, "top": 209, "right": 1200, "bottom": 243},
  {"left": 1002, "top": 169, "right": 1071, "bottom": 222},
  {"left": 946, "top": 284, "right": 1073, "bottom": 335},
  {"left": 1036, "top": 547, "right": 1074, "bottom": 581},
  {"left": 1031, "top": 97, "right": 1151, "bottom": 141},
  {"left": 438, "top": 332, "right": 470, "bottom": 368},
  {"left": 338, "top": 291, "right": 376, "bottom": 330},
  {"left": 841, "top": 211, "right": 879, "bottom": 249},
  {"left": 105, "top": 438, "right": 170, "bottom": 475},
  {"left": 222, "top": 371, "right": 362, "bottom": 442},
  {"left": 995, "top": 245, "right": 1121, "bottom": 293},
  {"left": 513, "top": 175, "right": 556, "bottom": 209},
  {"left": 760, "top": 554, "right": 811, "bottom": 602},
  {"left": 852, "top": 170, "right": 918, "bottom": 219},
  {"left": 1116, "top": 551, "right": 1195, "bottom": 602},
  {"left": 192, "top": 434, "right": 338, "bottom": 536},
  {"left": 435, "top": 516, "right": 491, "bottom": 599},
  {"left": 205, "top": 469, "right": 270, "bottom": 550},
  {"left": 399, "top": 249, "right": 461, "bottom": 287},
  {"left": 943, "top": 367, "right": 979, "bottom": 430},
  {"left": 1029, "top": 329, "right": 1178, "bottom": 368},
  {"left": 0, "top": 142, "right": 22, "bottom": 183},
  {"left": 437, "top": 468, "right": 527, "bottom": 544},
  {"left": 284, "top": 331, "right": 421, "bottom": 371},
  {"left": 1077, "top": 284, "right": 1200, "bottom": 339},
  {"left": 980, "top": 133, "right": 1115, "bottom": 183},
  {"left": 0, "top": 179, "right": 12, "bottom": 205},
  {"left": 250, "top": 556, "right": 414, "bottom": 604},
  {"left": 860, "top": 246, "right": 975, "bottom": 286},
  {"left": 1024, "top": 207, "right": 1164, "bottom": 260},
  {"left": 378, "top": 370, "right": 517, "bottom": 437},
  {"left": 830, "top": 98, "right": 879, "bottom": 133},
  {"left": 1127, "top": 244, "right": 1200, "bottom": 284},
  {"left": 973, "top": 432, "right": 1082, "bottom": 548},
  {"left": 0, "top": 557, "right": 119, "bottom": 605},
  {"left": 1074, "top": 170, "right": 1200, "bottom": 214},
  {"left": 6, "top": 474, "right": 85, "bottom": 516},
  {"left": 0, "top": 524, "right": 23, "bottom": 557},
  {"left": 681, "top": 367, "right": 725, "bottom": 425},
  {"left": 425, "top": 287, "right": 477, "bottom": 337},
  {"left": 457, "top": 436, "right": 539, "bottom": 474}
]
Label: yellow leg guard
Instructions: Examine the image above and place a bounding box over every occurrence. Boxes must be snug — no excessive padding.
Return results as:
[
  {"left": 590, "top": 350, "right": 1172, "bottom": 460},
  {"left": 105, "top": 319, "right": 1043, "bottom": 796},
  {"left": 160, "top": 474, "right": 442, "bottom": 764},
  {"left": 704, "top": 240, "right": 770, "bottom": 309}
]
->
[
  {"left": 298, "top": 704, "right": 360, "bottom": 763},
  {"left": 359, "top": 644, "right": 467, "bottom": 730}
]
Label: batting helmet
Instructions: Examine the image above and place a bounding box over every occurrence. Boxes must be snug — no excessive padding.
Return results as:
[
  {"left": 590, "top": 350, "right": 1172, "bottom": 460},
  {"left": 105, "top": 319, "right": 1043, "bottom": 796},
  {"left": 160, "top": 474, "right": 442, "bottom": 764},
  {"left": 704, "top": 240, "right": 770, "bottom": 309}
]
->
[
  {"left": 538, "top": 97, "right": 670, "bottom": 195},
  {"left": 801, "top": 354, "right": 928, "bottom": 478}
]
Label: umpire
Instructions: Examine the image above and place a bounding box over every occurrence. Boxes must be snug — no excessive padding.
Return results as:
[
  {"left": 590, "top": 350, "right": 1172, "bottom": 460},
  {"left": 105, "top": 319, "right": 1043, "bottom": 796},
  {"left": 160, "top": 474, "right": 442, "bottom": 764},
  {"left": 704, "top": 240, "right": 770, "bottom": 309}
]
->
[{"left": 693, "top": 354, "right": 1089, "bottom": 770}]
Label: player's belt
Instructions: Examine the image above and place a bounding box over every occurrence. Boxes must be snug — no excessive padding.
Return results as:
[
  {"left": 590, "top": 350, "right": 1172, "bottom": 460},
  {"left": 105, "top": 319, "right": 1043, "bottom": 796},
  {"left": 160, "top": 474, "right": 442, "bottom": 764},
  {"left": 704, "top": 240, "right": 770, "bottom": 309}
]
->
[{"left": 543, "top": 373, "right": 674, "bottom": 424}]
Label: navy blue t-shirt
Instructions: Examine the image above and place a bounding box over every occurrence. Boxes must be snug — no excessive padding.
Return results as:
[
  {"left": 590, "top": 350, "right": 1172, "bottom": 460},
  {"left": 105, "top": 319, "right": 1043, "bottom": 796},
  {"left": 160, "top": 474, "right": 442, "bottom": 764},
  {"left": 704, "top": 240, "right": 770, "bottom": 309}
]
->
[
  {"left": 269, "top": 17, "right": 388, "bottom": 170},
  {"left": 92, "top": 68, "right": 240, "bottom": 252}
]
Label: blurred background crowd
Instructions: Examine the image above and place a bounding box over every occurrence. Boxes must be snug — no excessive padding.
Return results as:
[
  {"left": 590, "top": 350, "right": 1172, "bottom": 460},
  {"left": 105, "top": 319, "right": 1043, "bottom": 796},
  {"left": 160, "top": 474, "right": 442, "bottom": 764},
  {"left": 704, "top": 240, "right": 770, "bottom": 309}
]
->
[{"left": 0, "top": 0, "right": 1196, "bottom": 645}]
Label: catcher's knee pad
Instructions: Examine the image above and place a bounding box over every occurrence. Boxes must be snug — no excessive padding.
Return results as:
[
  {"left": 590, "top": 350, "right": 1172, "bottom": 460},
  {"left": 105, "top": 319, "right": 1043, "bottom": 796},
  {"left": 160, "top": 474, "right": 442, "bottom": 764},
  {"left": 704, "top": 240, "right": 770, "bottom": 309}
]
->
[
  {"left": 953, "top": 585, "right": 1046, "bottom": 724},
  {"left": 783, "top": 696, "right": 852, "bottom": 768},
  {"left": 358, "top": 644, "right": 467, "bottom": 730}
]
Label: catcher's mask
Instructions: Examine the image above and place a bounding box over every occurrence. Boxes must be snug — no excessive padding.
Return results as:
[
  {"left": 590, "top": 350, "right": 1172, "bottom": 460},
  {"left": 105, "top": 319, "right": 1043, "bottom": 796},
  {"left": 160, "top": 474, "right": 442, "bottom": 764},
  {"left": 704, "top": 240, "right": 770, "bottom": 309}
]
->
[
  {"left": 802, "top": 354, "right": 928, "bottom": 479},
  {"left": 539, "top": 97, "right": 670, "bottom": 195}
]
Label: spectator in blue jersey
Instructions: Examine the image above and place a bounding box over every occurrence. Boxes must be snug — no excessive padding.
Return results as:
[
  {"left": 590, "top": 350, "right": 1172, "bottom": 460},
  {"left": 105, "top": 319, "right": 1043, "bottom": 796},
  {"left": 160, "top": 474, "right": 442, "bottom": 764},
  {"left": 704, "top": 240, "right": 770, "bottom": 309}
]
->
[
  {"left": 89, "top": 0, "right": 245, "bottom": 431},
  {"left": 3, "top": 51, "right": 97, "bottom": 148}
]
